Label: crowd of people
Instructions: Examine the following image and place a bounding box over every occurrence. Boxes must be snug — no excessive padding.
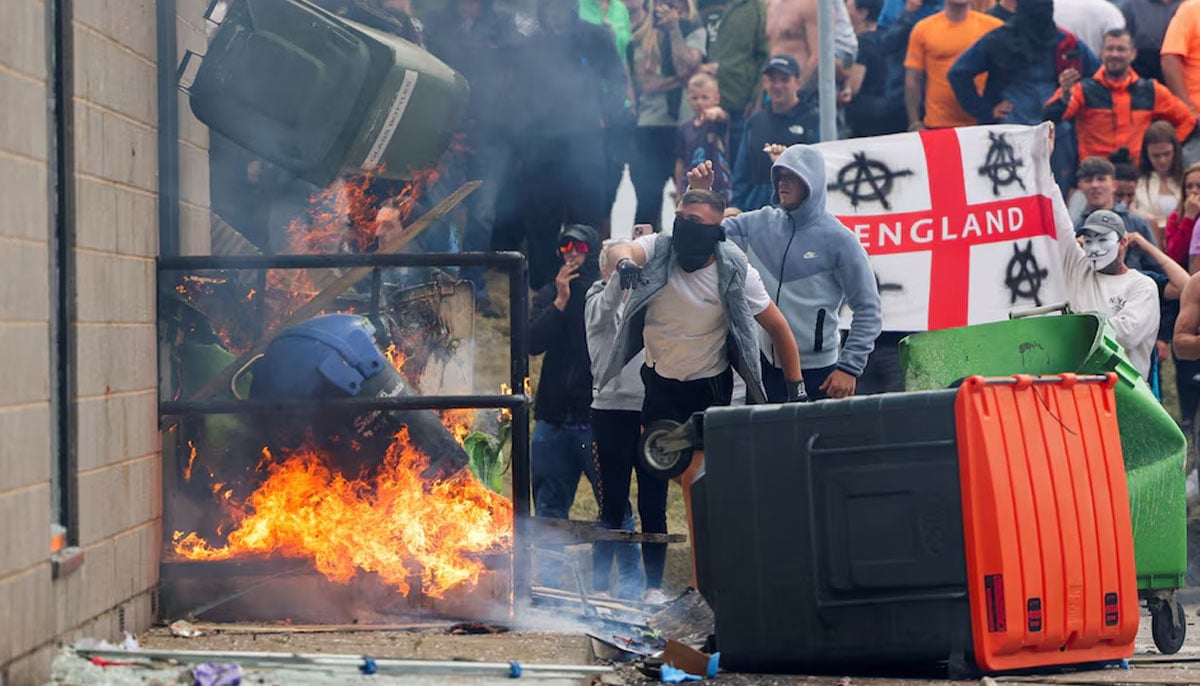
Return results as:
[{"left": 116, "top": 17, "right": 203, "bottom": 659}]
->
[
  {"left": 408, "top": 0, "right": 1200, "bottom": 600},
  {"left": 208, "top": 0, "right": 1200, "bottom": 601}
]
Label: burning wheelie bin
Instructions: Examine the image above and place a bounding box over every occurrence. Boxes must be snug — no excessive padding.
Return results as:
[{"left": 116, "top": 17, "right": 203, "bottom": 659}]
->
[{"left": 899, "top": 312, "right": 1188, "bottom": 653}]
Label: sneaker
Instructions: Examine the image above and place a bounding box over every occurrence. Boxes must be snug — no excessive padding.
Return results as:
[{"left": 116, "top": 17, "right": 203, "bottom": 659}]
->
[{"left": 643, "top": 588, "right": 672, "bottom": 606}]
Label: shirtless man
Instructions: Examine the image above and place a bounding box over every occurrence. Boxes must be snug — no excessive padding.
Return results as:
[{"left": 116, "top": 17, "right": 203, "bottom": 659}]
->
[{"left": 766, "top": 0, "right": 858, "bottom": 91}]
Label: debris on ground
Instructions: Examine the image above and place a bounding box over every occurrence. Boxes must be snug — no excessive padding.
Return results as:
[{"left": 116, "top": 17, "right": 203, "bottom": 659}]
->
[
  {"left": 648, "top": 589, "right": 714, "bottom": 647},
  {"left": 170, "top": 619, "right": 206, "bottom": 638},
  {"left": 661, "top": 640, "right": 718, "bottom": 679},
  {"left": 447, "top": 621, "right": 509, "bottom": 635},
  {"left": 192, "top": 662, "right": 243, "bottom": 686}
]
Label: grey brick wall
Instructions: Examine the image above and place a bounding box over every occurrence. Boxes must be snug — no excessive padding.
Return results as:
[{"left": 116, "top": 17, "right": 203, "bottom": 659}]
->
[{"left": 0, "top": 0, "right": 209, "bottom": 681}]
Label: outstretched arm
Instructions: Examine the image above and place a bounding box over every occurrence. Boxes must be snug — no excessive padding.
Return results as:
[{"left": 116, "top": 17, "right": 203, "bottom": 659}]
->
[
  {"left": 755, "top": 301, "right": 803, "bottom": 384},
  {"left": 1128, "top": 232, "right": 1189, "bottom": 299}
]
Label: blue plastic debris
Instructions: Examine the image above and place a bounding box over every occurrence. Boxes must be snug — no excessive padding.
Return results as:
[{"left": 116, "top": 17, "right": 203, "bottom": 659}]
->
[
  {"left": 707, "top": 652, "right": 720, "bottom": 678},
  {"left": 193, "top": 662, "right": 242, "bottom": 686},
  {"left": 360, "top": 657, "right": 377, "bottom": 675},
  {"left": 661, "top": 664, "right": 702, "bottom": 683},
  {"left": 509, "top": 661, "right": 522, "bottom": 678}
]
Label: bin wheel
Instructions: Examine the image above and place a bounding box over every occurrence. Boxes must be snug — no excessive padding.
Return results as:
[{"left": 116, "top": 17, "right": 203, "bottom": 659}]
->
[
  {"left": 639, "top": 419, "right": 692, "bottom": 480},
  {"left": 1151, "top": 598, "right": 1186, "bottom": 655}
]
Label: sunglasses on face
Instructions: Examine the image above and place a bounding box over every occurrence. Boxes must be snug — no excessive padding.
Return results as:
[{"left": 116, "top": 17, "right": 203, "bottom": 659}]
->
[{"left": 559, "top": 240, "right": 590, "bottom": 255}]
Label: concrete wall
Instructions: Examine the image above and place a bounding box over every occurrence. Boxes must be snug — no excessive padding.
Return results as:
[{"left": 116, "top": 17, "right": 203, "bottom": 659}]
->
[{"left": 0, "top": 1, "right": 210, "bottom": 682}]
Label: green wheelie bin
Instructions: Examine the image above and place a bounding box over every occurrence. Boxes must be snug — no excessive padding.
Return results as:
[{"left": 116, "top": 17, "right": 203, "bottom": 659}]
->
[{"left": 899, "top": 312, "right": 1188, "bottom": 654}]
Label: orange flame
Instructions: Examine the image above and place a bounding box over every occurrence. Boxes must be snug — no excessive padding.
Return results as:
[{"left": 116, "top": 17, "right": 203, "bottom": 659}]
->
[
  {"left": 183, "top": 441, "right": 198, "bottom": 482},
  {"left": 172, "top": 429, "right": 512, "bottom": 598}
]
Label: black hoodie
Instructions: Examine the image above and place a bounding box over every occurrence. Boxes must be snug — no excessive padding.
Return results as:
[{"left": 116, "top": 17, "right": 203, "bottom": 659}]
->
[{"left": 529, "top": 224, "right": 602, "bottom": 424}]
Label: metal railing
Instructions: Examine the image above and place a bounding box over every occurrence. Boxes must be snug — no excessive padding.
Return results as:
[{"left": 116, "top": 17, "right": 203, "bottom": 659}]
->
[{"left": 156, "top": 250, "right": 532, "bottom": 609}]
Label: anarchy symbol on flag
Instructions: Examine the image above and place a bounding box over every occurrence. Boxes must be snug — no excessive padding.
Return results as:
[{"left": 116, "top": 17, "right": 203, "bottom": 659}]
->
[
  {"left": 818, "top": 124, "right": 1066, "bottom": 332},
  {"left": 828, "top": 152, "right": 914, "bottom": 210}
]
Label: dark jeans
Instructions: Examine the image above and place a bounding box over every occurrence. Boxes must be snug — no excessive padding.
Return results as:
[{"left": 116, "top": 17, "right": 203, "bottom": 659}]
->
[
  {"left": 592, "top": 408, "right": 668, "bottom": 594},
  {"left": 630, "top": 126, "right": 678, "bottom": 232},
  {"left": 758, "top": 355, "right": 837, "bottom": 403},
  {"left": 857, "top": 333, "right": 909, "bottom": 395},
  {"left": 641, "top": 365, "right": 733, "bottom": 425},
  {"left": 531, "top": 420, "right": 635, "bottom": 589},
  {"left": 727, "top": 111, "right": 747, "bottom": 177}
]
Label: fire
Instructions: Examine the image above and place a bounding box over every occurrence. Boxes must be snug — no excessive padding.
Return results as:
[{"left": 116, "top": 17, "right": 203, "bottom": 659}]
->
[
  {"left": 172, "top": 429, "right": 512, "bottom": 598},
  {"left": 440, "top": 409, "right": 474, "bottom": 446},
  {"left": 183, "top": 441, "right": 198, "bottom": 482}
]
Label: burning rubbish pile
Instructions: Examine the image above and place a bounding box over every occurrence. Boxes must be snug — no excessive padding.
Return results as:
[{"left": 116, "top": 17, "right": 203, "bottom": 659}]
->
[
  {"left": 162, "top": 167, "right": 512, "bottom": 614},
  {"left": 171, "top": 314, "right": 512, "bottom": 600},
  {"left": 165, "top": 309, "right": 514, "bottom": 599}
]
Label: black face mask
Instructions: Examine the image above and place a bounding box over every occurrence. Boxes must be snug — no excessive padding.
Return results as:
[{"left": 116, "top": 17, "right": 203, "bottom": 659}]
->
[{"left": 672, "top": 216, "right": 725, "bottom": 272}]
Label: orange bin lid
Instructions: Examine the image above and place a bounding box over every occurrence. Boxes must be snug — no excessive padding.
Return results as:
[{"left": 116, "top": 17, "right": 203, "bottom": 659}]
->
[{"left": 955, "top": 374, "right": 1138, "bottom": 672}]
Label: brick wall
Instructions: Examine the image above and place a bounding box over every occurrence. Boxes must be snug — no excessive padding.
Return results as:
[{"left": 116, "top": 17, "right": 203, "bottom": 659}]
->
[{"left": 0, "top": 1, "right": 210, "bottom": 682}]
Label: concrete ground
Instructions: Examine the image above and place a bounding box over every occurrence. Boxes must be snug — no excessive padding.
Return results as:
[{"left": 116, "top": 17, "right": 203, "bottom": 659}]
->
[{"left": 43, "top": 597, "right": 1200, "bottom": 685}]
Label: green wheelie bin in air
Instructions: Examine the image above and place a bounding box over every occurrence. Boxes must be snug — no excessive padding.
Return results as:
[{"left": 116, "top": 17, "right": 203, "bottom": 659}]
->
[{"left": 899, "top": 312, "right": 1188, "bottom": 654}]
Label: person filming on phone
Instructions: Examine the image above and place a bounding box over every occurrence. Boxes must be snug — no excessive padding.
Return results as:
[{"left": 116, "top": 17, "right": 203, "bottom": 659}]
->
[{"left": 1042, "top": 28, "right": 1196, "bottom": 164}]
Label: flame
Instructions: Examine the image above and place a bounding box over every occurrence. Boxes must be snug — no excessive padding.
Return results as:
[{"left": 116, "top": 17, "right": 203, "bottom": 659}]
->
[
  {"left": 439, "top": 409, "right": 474, "bottom": 446},
  {"left": 183, "top": 441, "right": 198, "bottom": 482},
  {"left": 172, "top": 429, "right": 512, "bottom": 598},
  {"left": 383, "top": 343, "right": 407, "bottom": 371}
]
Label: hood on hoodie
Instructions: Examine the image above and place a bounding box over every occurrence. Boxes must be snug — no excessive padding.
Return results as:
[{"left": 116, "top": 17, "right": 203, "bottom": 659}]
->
[
  {"left": 558, "top": 223, "right": 600, "bottom": 254},
  {"left": 770, "top": 144, "right": 828, "bottom": 222},
  {"left": 558, "top": 224, "right": 602, "bottom": 286}
]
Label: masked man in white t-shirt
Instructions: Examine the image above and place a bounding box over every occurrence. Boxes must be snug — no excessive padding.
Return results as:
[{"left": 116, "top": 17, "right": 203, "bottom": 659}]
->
[
  {"left": 596, "top": 189, "right": 804, "bottom": 430},
  {"left": 1056, "top": 206, "right": 1160, "bottom": 378}
]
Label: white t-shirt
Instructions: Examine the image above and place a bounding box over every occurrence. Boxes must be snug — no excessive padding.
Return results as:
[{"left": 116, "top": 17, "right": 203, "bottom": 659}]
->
[
  {"left": 1053, "top": 0, "right": 1125, "bottom": 56},
  {"left": 1054, "top": 202, "right": 1161, "bottom": 379},
  {"left": 636, "top": 234, "right": 772, "bottom": 381}
]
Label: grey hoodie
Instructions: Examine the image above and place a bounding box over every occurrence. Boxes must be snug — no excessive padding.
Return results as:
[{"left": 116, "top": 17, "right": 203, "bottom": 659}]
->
[{"left": 723, "top": 145, "right": 882, "bottom": 376}]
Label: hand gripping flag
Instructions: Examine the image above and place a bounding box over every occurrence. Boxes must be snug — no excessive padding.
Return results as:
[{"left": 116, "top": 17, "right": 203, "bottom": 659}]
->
[{"left": 819, "top": 123, "right": 1066, "bottom": 331}]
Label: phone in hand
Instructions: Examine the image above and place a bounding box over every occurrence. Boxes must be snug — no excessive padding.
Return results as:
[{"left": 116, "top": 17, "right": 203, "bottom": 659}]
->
[
  {"left": 1056, "top": 46, "right": 1082, "bottom": 75},
  {"left": 632, "top": 224, "right": 653, "bottom": 238}
]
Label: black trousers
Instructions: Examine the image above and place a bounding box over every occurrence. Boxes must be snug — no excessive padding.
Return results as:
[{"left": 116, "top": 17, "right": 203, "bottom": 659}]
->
[
  {"left": 629, "top": 126, "right": 678, "bottom": 232},
  {"left": 592, "top": 408, "right": 670, "bottom": 589},
  {"left": 757, "top": 354, "right": 836, "bottom": 403},
  {"left": 857, "top": 333, "right": 910, "bottom": 395},
  {"left": 641, "top": 364, "right": 733, "bottom": 425},
  {"left": 499, "top": 134, "right": 608, "bottom": 290}
]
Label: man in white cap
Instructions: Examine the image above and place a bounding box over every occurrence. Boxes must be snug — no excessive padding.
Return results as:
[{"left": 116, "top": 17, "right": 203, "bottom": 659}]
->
[{"left": 1056, "top": 206, "right": 1161, "bottom": 378}]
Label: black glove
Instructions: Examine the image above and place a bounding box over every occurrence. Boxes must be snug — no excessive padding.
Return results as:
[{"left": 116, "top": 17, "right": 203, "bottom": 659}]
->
[
  {"left": 786, "top": 379, "right": 809, "bottom": 402},
  {"left": 617, "top": 258, "right": 643, "bottom": 290}
]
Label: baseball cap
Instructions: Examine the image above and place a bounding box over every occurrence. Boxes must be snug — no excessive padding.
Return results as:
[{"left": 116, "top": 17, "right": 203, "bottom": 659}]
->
[
  {"left": 1077, "top": 209, "right": 1127, "bottom": 237},
  {"left": 763, "top": 54, "right": 800, "bottom": 78}
]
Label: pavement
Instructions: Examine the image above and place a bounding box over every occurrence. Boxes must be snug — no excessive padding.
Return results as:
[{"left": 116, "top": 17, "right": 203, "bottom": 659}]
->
[{"left": 44, "top": 597, "right": 1200, "bottom": 685}]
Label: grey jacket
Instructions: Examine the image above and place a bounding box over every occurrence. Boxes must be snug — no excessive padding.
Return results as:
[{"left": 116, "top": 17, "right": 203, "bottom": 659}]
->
[
  {"left": 595, "top": 233, "right": 767, "bottom": 403},
  {"left": 586, "top": 278, "right": 645, "bottom": 412},
  {"left": 723, "top": 144, "right": 882, "bottom": 375}
]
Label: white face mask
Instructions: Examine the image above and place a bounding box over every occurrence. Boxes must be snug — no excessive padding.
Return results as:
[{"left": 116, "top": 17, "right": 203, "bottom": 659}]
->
[{"left": 1080, "top": 231, "right": 1122, "bottom": 271}]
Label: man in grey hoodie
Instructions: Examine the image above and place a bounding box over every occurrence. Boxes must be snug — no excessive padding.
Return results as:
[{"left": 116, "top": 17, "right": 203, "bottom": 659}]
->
[{"left": 689, "top": 144, "right": 882, "bottom": 400}]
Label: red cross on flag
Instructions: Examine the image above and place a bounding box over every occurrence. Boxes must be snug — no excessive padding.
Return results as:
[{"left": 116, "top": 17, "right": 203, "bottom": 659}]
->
[{"left": 818, "top": 124, "right": 1066, "bottom": 332}]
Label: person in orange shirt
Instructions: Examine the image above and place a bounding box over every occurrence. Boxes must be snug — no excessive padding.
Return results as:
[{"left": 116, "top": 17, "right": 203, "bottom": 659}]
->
[
  {"left": 1044, "top": 28, "right": 1196, "bottom": 163},
  {"left": 1162, "top": 0, "right": 1200, "bottom": 117},
  {"left": 1162, "top": 0, "right": 1200, "bottom": 165},
  {"left": 903, "top": 0, "right": 1002, "bottom": 129}
]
